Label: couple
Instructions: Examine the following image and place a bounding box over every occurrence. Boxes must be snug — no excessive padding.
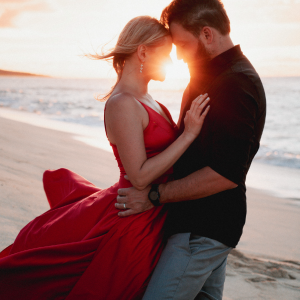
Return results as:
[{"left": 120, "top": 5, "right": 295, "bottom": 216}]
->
[{"left": 0, "top": 0, "right": 266, "bottom": 299}]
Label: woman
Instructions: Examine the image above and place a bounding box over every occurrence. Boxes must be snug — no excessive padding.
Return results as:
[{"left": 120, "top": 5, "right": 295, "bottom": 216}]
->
[{"left": 0, "top": 16, "right": 210, "bottom": 299}]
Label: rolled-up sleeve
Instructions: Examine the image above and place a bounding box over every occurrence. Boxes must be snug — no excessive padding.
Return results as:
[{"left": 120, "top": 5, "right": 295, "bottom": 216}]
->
[{"left": 206, "top": 75, "right": 258, "bottom": 184}]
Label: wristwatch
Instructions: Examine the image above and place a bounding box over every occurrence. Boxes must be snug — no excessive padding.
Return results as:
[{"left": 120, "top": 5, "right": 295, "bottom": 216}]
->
[{"left": 148, "top": 184, "right": 162, "bottom": 206}]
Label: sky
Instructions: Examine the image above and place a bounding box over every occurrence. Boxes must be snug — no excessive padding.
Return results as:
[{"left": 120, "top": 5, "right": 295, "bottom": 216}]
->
[{"left": 1, "top": 0, "right": 300, "bottom": 79}]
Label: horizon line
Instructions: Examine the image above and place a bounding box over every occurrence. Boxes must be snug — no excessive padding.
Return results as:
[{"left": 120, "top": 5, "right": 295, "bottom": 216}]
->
[{"left": 1, "top": 69, "right": 300, "bottom": 80}]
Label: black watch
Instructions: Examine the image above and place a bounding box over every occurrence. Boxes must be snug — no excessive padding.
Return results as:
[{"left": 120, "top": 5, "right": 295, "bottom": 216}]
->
[{"left": 148, "top": 184, "right": 162, "bottom": 206}]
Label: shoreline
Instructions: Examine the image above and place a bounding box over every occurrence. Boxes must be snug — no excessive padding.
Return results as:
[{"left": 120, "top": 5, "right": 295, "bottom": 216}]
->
[
  {"left": 1, "top": 106, "right": 299, "bottom": 200},
  {"left": 0, "top": 115, "right": 299, "bottom": 299}
]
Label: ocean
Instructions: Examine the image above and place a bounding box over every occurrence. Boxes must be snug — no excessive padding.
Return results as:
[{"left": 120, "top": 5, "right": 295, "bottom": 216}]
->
[{"left": 0, "top": 76, "right": 299, "bottom": 200}]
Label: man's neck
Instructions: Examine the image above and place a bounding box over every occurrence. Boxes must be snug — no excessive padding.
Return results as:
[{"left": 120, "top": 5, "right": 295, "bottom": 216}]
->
[{"left": 209, "top": 36, "right": 235, "bottom": 60}]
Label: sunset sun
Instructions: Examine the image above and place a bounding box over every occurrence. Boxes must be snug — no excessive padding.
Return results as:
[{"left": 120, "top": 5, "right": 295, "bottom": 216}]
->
[{"left": 164, "top": 45, "right": 190, "bottom": 80}]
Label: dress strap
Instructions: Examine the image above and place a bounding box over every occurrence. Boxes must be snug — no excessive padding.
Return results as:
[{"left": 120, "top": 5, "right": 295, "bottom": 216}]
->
[
  {"left": 134, "top": 98, "right": 150, "bottom": 113},
  {"left": 134, "top": 98, "right": 153, "bottom": 124}
]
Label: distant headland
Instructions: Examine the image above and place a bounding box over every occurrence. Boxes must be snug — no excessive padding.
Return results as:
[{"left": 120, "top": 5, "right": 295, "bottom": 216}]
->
[{"left": 0, "top": 69, "right": 49, "bottom": 77}]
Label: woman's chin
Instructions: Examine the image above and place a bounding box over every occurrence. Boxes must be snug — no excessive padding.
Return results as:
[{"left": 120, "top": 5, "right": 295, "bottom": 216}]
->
[{"left": 151, "top": 74, "right": 166, "bottom": 82}]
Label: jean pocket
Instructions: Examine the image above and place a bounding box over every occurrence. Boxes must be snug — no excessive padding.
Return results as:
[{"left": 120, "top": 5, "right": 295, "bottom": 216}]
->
[{"left": 189, "top": 234, "right": 206, "bottom": 255}]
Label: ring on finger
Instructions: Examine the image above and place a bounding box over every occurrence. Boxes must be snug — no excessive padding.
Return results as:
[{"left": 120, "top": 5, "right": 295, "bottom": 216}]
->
[{"left": 123, "top": 203, "right": 126, "bottom": 209}]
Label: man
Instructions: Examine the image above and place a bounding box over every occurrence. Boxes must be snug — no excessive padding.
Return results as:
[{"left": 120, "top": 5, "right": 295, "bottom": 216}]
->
[{"left": 116, "top": 0, "right": 266, "bottom": 299}]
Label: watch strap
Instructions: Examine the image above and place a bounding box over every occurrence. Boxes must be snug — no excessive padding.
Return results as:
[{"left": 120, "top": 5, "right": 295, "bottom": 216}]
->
[{"left": 148, "top": 184, "right": 161, "bottom": 206}]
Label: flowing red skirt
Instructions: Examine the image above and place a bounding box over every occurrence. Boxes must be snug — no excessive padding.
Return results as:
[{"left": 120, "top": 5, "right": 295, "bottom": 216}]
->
[{"left": 0, "top": 168, "right": 167, "bottom": 300}]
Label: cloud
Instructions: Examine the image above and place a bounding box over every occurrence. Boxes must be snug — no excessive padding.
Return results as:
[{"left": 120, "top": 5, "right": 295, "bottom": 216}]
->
[
  {"left": 0, "top": 9, "right": 20, "bottom": 27},
  {"left": 0, "top": 0, "right": 50, "bottom": 28},
  {"left": 225, "top": 0, "right": 300, "bottom": 25}
]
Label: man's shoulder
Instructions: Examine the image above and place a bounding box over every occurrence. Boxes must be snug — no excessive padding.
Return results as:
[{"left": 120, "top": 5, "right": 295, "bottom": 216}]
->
[
  {"left": 211, "top": 71, "right": 255, "bottom": 97},
  {"left": 209, "top": 61, "right": 264, "bottom": 115},
  {"left": 230, "top": 56, "right": 263, "bottom": 88},
  {"left": 229, "top": 56, "right": 266, "bottom": 110},
  {"left": 212, "top": 56, "right": 264, "bottom": 98}
]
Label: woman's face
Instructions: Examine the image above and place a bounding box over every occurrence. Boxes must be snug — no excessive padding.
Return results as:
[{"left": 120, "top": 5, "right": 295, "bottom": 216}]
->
[{"left": 144, "top": 36, "right": 172, "bottom": 82}]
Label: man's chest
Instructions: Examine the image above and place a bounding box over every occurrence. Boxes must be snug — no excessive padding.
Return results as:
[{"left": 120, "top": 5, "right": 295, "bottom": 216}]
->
[{"left": 179, "top": 74, "right": 222, "bottom": 131}]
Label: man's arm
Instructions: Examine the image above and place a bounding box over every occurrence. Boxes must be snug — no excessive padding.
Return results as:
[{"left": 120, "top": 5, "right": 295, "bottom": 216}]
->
[
  {"left": 159, "top": 166, "right": 237, "bottom": 203},
  {"left": 116, "top": 167, "right": 237, "bottom": 217}
]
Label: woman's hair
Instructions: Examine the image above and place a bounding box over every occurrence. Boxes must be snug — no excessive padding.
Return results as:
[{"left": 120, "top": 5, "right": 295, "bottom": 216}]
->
[
  {"left": 88, "top": 16, "right": 169, "bottom": 101},
  {"left": 160, "top": 0, "right": 230, "bottom": 37}
]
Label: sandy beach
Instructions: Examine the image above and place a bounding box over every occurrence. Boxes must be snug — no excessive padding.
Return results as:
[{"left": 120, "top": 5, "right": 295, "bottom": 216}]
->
[{"left": 0, "top": 115, "right": 299, "bottom": 299}]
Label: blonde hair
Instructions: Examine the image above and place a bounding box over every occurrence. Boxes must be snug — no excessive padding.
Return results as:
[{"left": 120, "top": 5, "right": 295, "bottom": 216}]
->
[{"left": 88, "top": 16, "right": 169, "bottom": 101}]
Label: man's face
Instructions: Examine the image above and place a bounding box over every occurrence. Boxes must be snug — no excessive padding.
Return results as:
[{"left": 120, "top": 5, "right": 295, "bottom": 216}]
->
[{"left": 170, "top": 22, "right": 210, "bottom": 66}]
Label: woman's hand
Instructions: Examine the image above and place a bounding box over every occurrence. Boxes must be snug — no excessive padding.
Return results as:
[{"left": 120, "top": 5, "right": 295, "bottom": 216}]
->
[{"left": 183, "top": 93, "right": 210, "bottom": 141}]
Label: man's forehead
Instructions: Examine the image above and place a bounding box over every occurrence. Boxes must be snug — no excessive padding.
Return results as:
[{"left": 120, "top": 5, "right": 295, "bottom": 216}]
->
[
  {"left": 170, "top": 22, "right": 185, "bottom": 34},
  {"left": 170, "top": 23, "right": 196, "bottom": 43}
]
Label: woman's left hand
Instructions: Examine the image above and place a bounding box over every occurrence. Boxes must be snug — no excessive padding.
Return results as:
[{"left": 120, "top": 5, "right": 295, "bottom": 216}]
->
[{"left": 183, "top": 93, "right": 210, "bottom": 141}]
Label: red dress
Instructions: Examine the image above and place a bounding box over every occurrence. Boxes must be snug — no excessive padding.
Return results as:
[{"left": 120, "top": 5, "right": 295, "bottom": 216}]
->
[{"left": 0, "top": 101, "right": 178, "bottom": 300}]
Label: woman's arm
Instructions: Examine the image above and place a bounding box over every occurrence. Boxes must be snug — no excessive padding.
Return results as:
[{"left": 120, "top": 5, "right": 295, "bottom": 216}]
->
[{"left": 105, "top": 93, "right": 209, "bottom": 190}]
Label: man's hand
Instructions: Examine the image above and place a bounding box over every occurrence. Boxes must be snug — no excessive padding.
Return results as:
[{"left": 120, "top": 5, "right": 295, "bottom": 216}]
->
[{"left": 115, "top": 185, "right": 153, "bottom": 217}]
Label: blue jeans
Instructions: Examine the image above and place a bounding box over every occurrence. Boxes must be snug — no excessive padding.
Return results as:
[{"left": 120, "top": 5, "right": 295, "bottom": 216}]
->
[{"left": 142, "top": 233, "right": 232, "bottom": 300}]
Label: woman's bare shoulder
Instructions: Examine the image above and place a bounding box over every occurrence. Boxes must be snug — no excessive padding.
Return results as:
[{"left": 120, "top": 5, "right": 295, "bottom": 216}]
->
[{"left": 105, "top": 92, "right": 140, "bottom": 114}]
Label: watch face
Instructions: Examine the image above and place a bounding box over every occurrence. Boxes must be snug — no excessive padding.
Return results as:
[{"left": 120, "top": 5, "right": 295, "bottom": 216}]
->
[{"left": 149, "top": 191, "right": 158, "bottom": 201}]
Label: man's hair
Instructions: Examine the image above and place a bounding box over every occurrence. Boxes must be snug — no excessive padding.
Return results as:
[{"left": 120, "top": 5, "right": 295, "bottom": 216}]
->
[{"left": 160, "top": 0, "right": 230, "bottom": 37}]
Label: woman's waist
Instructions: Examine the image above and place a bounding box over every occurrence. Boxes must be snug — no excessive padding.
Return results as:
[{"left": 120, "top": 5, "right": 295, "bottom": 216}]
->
[{"left": 118, "top": 172, "right": 173, "bottom": 189}]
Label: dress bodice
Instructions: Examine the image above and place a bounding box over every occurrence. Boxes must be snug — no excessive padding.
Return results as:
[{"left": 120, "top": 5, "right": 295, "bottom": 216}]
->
[{"left": 106, "top": 100, "right": 179, "bottom": 187}]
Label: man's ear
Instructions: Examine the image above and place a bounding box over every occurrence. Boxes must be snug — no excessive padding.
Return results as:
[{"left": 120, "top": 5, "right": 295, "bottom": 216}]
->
[
  {"left": 137, "top": 44, "right": 147, "bottom": 62},
  {"left": 201, "top": 27, "right": 213, "bottom": 44}
]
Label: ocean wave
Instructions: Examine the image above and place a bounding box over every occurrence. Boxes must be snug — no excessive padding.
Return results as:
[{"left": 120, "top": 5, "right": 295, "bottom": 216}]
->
[{"left": 255, "top": 146, "right": 300, "bottom": 169}]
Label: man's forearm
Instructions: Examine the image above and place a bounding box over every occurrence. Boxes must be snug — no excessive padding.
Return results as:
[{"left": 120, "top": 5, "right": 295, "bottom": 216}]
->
[{"left": 159, "top": 167, "right": 238, "bottom": 204}]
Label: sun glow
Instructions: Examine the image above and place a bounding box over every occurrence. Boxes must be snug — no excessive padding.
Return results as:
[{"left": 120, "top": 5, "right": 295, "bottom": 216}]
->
[
  {"left": 164, "top": 45, "right": 190, "bottom": 80},
  {"left": 150, "top": 45, "right": 190, "bottom": 91}
]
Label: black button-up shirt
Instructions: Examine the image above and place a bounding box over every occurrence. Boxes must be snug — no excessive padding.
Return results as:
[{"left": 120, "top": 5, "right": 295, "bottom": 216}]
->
[{"left": 164, "top": 45, "right": 266, "bottom": 248}]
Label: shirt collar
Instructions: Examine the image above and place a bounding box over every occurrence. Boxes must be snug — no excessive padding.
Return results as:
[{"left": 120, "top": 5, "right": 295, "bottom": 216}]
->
[{"left": 190, "top": 45, "right": 243, "bottom": 79}]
